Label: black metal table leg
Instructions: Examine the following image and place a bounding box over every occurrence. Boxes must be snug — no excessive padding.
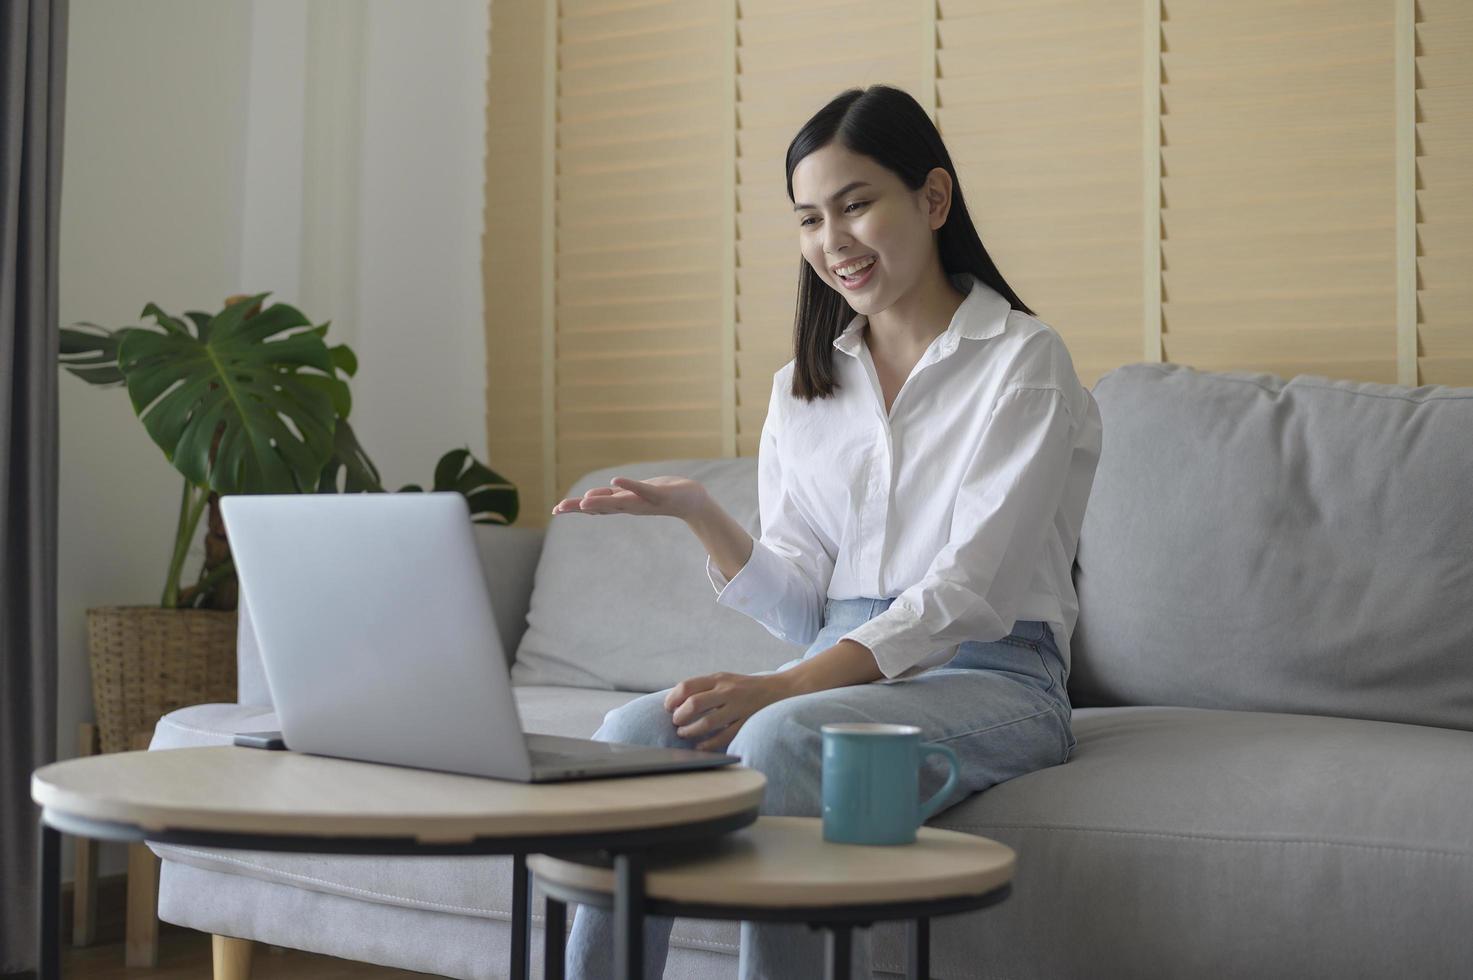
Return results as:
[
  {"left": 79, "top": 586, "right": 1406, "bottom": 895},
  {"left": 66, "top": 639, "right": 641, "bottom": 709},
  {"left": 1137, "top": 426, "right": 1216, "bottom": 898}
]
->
[
  {"left": 511, "top": 853, "right": 530, "bottom": 980},
  {"left": 613, "top": 851, "right": 646, "bottom": 980},
  {"left": 543, "top": 894, "right": 567, "bottom": 980},
  {"left": 825, "top": 924, "right": 852, "bottom": 980},
  {"left": 907, "top": 917, "right": 930, "bottom": 979},
  {"left": 39, "top": 819, "right": 61, "bottom": 980}
]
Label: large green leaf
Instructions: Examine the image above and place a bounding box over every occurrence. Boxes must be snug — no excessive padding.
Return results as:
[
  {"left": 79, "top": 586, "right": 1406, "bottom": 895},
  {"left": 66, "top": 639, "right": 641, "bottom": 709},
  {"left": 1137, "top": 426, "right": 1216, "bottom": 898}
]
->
[
  {"left": 117, "top": 293, "right": 344, "bottom": 494},
  {"left": 398, "top": 447, "right": 518, "bottom": 525},
  {"left": 58, "top": 322, "right": 139, "bottom": 386},
  {"left": 316, "top": 417, "right": 385, "bottom": 493}
]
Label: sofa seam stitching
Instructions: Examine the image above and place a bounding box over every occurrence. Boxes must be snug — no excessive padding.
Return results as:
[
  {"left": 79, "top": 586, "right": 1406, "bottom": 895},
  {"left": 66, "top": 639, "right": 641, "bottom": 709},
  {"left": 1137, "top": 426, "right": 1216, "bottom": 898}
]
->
[
  {"left": 947, "top": 823, "right": 1473, "bottom": 860},
  {"left": 671, "top": 936, "right": 739, "bottom": 953}
]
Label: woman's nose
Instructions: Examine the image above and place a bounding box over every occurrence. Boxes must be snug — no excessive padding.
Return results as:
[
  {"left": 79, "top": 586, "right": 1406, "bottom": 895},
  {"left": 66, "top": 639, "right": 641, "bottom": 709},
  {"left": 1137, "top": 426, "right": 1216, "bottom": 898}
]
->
[{"left": 825, "top": 230, "right": 853, "bottom": 251}]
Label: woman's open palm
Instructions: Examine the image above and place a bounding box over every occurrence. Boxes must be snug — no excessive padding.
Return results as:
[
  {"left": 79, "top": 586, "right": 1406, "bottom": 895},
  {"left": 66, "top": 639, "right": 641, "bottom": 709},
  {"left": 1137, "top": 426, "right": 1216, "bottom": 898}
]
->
[{"left": 550, "top": 476, "right": 707, "bottom": 521}]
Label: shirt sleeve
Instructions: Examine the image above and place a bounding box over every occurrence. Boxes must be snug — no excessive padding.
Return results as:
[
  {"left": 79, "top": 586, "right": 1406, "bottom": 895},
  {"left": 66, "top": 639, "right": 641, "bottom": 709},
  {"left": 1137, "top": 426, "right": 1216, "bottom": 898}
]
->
[
  {"left": 840, "top": 384, "right": 1076, "bottom": 679},
  {"left": 706, "top": 374, "right": 836, "bottom": 647}
]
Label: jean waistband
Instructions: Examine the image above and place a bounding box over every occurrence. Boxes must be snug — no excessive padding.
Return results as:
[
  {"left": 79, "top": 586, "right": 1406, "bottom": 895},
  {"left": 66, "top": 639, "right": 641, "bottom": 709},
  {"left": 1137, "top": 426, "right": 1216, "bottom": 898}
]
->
[
  {"left": 825, "top": 596, "right": 897, "bottom": 617},
  {"left": 825, "top": 596, "right": 1057, "bottom": 648}
]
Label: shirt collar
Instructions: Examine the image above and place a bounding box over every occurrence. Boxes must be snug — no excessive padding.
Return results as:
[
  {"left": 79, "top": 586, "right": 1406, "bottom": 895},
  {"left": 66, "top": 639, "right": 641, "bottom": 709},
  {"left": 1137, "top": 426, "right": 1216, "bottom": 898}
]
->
[{"left": 832, "top": 271, "right": 1011, "bottom": 358}]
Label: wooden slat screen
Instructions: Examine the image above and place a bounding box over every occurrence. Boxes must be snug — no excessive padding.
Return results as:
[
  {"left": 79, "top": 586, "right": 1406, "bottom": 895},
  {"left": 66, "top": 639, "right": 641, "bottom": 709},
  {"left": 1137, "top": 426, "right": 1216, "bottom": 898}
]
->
[
  {"left": 552, "top": 0, "right": 731, "bottom": 493},
  {"left": 936, "top": 0, "right": 1148, "bottom": 388},
  {"left": 1158, "top": 0, "right": 1399, "bottom": 383},
  {"left": 1415, "top": 0, "right": 1473, "bottom": 386},
  {"left": 483, "top": 1, "right": 550, "bottom": 517}
]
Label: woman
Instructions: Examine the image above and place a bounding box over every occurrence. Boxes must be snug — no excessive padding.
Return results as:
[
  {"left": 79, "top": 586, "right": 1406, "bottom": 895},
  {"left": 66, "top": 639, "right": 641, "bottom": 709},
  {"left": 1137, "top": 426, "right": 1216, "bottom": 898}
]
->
[{"left": 551, "top": 84, "right": 1102, "bottom": 980}]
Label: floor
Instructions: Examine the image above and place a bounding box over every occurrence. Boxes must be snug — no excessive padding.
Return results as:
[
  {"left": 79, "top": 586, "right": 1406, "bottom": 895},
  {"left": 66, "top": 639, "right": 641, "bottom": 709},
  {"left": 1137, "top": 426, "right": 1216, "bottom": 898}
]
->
[{"left": 62, "top": 930, "right": 428, "bottom": 979}]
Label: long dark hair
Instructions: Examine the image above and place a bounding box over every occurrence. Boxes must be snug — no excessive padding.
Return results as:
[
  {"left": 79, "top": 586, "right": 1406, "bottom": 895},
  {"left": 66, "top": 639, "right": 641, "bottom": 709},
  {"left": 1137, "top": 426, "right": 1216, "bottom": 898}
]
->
[{"left": 785, "top": 85, "right": 1034, "bottom": 401}]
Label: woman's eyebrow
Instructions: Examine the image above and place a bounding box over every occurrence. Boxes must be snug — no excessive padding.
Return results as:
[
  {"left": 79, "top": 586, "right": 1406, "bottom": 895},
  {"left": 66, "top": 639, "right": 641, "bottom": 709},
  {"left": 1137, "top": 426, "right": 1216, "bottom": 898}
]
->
[{"left": 793, "top": 181, "right": 871, "bottom": 211}]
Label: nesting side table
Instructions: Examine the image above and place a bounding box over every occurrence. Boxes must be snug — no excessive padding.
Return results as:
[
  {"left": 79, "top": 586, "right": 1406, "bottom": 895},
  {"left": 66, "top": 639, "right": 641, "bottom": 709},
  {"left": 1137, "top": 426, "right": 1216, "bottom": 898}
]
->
[
  {"left": 32, "top": 745, "right": 765, "bottom": 980},
  {"left": 530, "top": 815, "right": 1017, "bottom": 979}
]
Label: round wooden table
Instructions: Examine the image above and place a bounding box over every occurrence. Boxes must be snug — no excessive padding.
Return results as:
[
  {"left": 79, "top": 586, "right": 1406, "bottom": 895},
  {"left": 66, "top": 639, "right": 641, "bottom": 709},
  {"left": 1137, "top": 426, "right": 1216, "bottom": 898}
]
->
[
  {"left": 530, "top": 815, "right": 1017, "bottom": 979},
  {"left": 31, "top": 746, "right": 765, "bottom": 980}
]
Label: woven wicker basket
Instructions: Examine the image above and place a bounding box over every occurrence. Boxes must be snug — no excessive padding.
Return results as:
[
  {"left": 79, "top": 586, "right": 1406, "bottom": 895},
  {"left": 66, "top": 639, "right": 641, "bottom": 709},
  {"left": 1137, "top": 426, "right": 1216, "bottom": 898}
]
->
[{"left": 85, "top": 606, "right": 238, "bottom": 755}]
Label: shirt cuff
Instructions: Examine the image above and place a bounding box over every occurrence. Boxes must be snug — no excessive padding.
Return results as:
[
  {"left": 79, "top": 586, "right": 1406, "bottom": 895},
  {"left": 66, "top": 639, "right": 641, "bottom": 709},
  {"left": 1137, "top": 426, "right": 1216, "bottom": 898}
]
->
[
  {"left": 840, "top": 604, "right": 954, "bottom": 679},
  {"left": 705, "top": 541, "right": 787, "bottom": 617}
]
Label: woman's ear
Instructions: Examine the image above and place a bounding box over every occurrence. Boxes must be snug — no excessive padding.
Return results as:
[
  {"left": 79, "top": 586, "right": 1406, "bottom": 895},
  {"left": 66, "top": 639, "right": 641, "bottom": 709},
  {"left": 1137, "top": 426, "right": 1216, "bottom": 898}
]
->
[{"left": 924, "top": 167, "right": 953, "bottom": 231}]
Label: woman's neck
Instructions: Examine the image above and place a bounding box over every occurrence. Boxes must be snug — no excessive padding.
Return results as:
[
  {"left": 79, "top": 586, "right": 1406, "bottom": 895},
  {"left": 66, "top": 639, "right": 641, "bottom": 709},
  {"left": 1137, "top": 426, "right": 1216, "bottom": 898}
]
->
[{"left": 863, "top": 263, "right": 968, "bottom": 365}]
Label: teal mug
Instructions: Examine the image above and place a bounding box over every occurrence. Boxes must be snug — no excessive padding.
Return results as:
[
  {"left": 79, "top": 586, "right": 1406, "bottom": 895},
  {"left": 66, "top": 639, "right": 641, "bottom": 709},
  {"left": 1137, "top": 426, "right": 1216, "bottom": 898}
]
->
[{"left": 820, "top": 722, "right": 961, "bottom": 845}]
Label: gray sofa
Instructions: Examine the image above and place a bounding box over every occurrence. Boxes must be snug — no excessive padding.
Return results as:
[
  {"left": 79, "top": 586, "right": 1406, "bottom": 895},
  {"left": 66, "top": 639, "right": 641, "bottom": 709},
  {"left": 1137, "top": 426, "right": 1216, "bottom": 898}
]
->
[{"left": 146, "top": 362, "right": 1473, "bottom": 979}]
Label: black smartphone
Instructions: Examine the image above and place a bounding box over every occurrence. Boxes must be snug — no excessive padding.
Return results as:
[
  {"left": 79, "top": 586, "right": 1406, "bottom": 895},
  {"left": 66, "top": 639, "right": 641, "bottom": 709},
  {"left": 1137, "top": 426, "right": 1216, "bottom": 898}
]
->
[{"left": 233, "top": 730, "right": 288, "bottom": 750}]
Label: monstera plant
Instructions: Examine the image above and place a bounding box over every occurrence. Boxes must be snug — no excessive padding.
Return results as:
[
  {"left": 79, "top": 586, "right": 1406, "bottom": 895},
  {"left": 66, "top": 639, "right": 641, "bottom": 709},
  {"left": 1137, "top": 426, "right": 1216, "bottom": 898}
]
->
[
  {"left": 60, "top": 291, "right": 519, "bottom": 611},
  {"left": 59, "top": 291, "right": 518, "bottom": 757}
]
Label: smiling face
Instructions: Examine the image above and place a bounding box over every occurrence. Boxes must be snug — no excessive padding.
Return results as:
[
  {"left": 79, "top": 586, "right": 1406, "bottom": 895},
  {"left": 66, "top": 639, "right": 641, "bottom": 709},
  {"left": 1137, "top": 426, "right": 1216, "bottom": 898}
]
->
[{"left": 792, "top": 142, "right": 949, "bottom": 316}]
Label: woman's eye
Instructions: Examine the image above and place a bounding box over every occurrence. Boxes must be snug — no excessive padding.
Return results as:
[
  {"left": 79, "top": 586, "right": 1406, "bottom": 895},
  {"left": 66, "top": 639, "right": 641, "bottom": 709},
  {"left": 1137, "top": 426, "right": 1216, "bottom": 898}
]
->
[{"left": 799, "top": 202, "right": 866, "bottom": 228}]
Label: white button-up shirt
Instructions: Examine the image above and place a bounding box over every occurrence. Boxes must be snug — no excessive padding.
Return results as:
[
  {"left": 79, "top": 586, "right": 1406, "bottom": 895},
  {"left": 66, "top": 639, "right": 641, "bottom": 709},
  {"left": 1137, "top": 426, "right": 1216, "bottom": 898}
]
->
[{"left": 707, "top": 272, "right": 1103, "bottom": 680}]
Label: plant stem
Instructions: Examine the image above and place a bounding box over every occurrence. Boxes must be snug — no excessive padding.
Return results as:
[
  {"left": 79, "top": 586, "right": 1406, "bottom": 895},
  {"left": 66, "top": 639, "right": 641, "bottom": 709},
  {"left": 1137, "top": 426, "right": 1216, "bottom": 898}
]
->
[
  {"left": 161, "top": 479, "right": 192, "bottom": 607},
  {"left": 162, "top": 478, "right": 211, "bottom": 608},
  {"left": 177, "top": 557, "right": 235, "bottom": 608}
]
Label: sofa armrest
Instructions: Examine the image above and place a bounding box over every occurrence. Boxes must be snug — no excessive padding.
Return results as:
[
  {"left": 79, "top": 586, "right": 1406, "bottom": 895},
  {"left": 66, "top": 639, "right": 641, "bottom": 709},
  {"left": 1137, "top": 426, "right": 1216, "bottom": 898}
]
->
[{"left": 234, "top": 522, "right": 546, "bottom": 708}]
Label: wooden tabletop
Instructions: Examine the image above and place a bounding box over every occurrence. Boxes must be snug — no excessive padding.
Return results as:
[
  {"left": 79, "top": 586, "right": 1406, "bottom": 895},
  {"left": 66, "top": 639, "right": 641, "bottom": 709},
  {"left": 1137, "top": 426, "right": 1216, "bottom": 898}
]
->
[
  {"left": 528, "top": 815, "right": 1015, "bottom": 907},
  {"left": 32, "top": 746, "right": 765, "bottom": 844}
]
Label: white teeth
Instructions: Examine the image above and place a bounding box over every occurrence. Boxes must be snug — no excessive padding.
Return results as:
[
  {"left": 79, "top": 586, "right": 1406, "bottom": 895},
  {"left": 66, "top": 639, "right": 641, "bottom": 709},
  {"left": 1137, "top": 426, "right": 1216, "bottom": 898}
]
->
[{"left": 836, "top": 256, "right": 876, "bottom": 277}]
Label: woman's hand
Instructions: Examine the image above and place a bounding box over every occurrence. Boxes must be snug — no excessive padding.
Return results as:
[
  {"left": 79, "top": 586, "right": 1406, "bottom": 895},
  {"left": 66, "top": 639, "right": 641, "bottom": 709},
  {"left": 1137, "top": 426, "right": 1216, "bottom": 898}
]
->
[
  {"left": 663, "top": 671, "right": 790, "bottom": 752},
  {"left": 551, "top": 476, "right": 708, "bottom": 521}
]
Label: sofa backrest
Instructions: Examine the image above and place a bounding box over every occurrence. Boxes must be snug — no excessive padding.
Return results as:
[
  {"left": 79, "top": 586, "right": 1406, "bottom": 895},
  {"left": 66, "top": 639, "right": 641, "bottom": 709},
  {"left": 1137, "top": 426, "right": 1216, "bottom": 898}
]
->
[
  {"left": 235, "top": 520, "right": 545, "bottom": 708},
  {"left": 1071, "top": 363, "right": 1473, "bottom": 732},
  {"left": 511, "top": 457, "right": 798, "bottom": 692}
]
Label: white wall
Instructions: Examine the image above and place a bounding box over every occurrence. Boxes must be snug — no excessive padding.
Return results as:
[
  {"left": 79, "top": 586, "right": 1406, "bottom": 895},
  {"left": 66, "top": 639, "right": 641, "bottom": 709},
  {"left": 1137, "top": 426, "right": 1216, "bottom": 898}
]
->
[
  {"left": 56, "top": 0, "right": 256, "bottom": 886},
  {"left": 57, "top": 0, "right": 489, "bottom": 883},
  {"left": 355, "top": 0, "right": 492, "bottom": 484}
]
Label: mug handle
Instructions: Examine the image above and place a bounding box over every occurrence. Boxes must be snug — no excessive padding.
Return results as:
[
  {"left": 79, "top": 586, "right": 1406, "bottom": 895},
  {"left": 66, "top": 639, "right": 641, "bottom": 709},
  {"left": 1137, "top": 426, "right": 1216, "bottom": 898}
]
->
[{"left": 916, "top": 742, "right": 961, "bottom": 824}]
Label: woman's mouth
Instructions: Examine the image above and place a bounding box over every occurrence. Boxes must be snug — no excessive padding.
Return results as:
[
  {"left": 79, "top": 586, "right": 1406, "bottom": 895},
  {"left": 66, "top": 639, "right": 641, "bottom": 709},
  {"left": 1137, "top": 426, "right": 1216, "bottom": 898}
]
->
[{"left": 835, "top": 256, "right": 877, "bottom": 290}]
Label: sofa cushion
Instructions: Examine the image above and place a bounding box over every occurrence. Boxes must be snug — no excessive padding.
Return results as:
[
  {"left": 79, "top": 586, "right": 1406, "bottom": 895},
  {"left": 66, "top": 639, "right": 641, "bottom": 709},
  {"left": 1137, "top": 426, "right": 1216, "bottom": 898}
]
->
[
  {"left": 1073, "top": 363, "right": 1473, "bottom": 731},
  {"left": 927, "top": 704, "right": 1473, "bottom": 979},
  {"left": 510, "top": 458, "right": 798, "bottom": 691},
  {"left": 942, "top": 705, "right": 1473, "bottom": 850},
  {"left": 150, "top": 702, "right": 282, "bottom": 749}
]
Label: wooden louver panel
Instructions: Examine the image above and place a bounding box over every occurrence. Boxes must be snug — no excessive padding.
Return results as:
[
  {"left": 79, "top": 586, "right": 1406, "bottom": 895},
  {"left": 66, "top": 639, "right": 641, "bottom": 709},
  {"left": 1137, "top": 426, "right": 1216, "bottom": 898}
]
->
[
  {"left": 484, "top": 1, "right": 550, "bottom": 520},
  {"left": 1415, "top": 0, "right": 1473, "bottom": 386},
  {"left": 553, "top": 0, "right": 730, "bottom": 493},
  {"left": 935, "top": 0, "right": 1148, "bottom": 389},
  {"left": 733, "top": 0, "right": 928, "bottom": 456},
  {"left": 1158, "top": 0, "right": 1399, "bottom": 384}
]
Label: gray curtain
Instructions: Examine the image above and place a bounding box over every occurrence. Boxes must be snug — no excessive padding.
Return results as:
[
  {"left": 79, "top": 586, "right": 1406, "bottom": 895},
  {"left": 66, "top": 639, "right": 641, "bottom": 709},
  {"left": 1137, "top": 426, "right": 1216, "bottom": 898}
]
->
[{"left": 1, "top": 0, "right": 68, "bottom": 973}]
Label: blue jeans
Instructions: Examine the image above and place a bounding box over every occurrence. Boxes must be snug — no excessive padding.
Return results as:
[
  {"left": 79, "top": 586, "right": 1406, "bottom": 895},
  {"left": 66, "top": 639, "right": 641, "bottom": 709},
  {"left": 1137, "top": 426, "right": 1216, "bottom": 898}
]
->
[{"left": 565, "top": 596, "right": 1075, "bottom": 980}]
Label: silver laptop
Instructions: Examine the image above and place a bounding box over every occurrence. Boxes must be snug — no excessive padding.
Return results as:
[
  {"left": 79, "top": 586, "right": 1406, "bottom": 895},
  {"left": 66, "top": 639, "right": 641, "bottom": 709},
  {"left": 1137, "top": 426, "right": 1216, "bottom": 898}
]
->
[{"left": 219, "top": 491, "right": 739, "bottom": 782}]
